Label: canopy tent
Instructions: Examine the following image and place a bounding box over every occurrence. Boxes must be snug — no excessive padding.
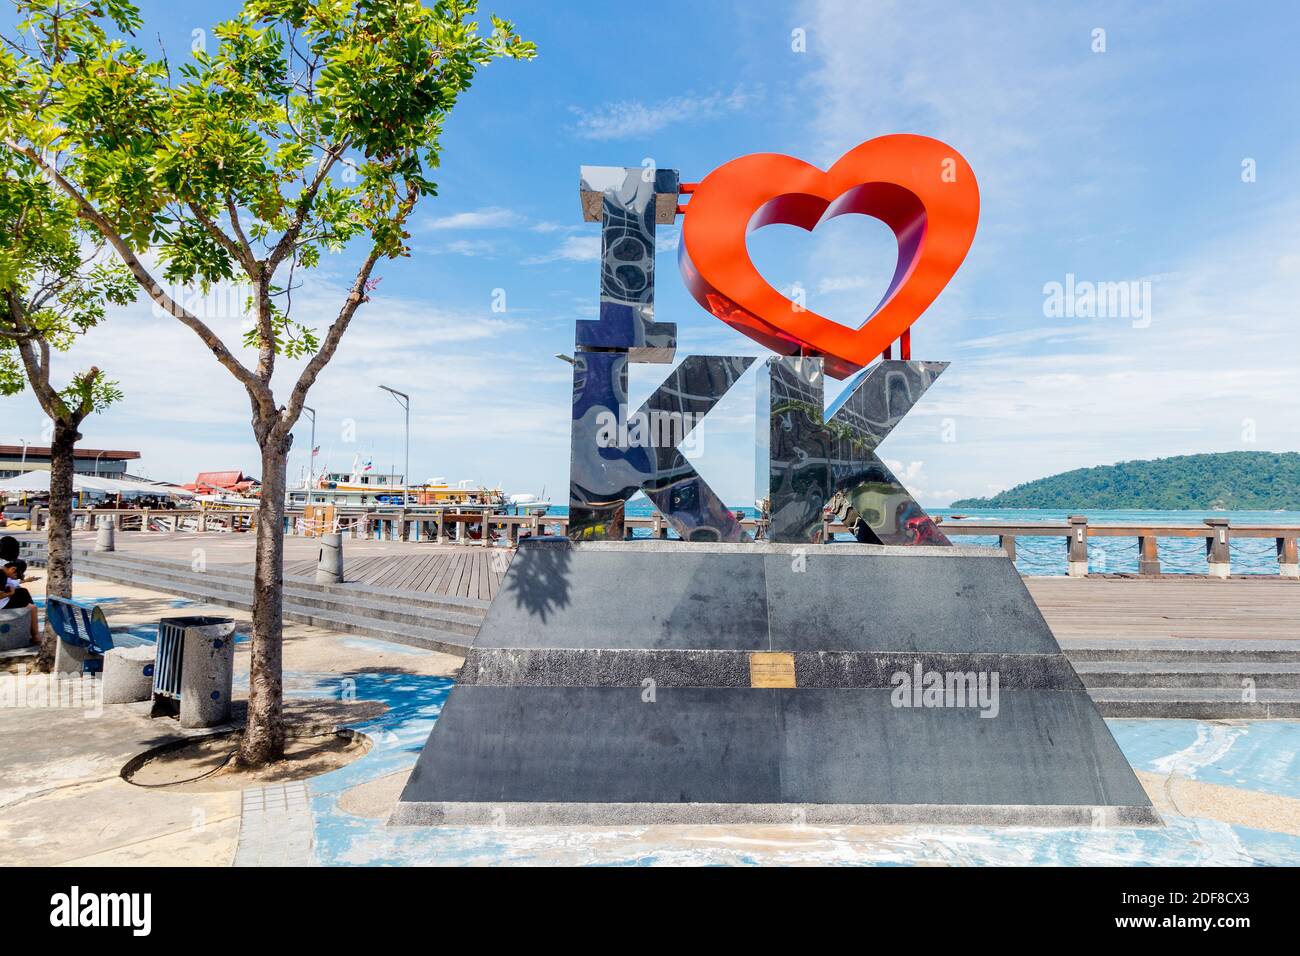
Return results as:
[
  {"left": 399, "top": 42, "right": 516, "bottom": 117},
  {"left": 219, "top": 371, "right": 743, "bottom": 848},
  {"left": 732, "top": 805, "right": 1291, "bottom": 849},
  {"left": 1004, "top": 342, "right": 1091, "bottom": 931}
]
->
[
  {"left": 0, "top": 471, "right": 194, "bottom": 497},
  {"left": 94, "top": 476, "right": 194, "bottom": 497}
]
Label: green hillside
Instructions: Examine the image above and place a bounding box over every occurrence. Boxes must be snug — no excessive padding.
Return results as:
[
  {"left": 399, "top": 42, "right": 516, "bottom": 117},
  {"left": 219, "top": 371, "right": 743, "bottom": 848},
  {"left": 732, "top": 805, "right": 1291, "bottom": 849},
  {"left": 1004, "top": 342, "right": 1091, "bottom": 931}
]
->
[{"left": 950, "top": 452, "right": 1300, "bottom": 510}]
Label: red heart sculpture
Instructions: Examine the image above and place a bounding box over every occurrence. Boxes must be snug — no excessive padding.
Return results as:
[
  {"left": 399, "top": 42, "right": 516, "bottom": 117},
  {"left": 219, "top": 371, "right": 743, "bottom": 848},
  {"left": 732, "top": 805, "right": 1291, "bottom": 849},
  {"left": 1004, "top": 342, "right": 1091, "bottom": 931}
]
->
[{"left": 678, "top": 134, "right": 979, "bottom": 378}]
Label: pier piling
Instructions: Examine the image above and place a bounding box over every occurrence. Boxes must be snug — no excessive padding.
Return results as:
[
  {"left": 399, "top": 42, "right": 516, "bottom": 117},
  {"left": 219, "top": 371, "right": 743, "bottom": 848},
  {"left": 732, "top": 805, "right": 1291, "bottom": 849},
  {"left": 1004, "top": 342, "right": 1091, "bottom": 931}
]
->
[
  {"left": 1205, "top": 518, "right": 1231, "bottom": 579},
  {"left": 1067, "top": 515, "right": 1089, "bottom": 577}
]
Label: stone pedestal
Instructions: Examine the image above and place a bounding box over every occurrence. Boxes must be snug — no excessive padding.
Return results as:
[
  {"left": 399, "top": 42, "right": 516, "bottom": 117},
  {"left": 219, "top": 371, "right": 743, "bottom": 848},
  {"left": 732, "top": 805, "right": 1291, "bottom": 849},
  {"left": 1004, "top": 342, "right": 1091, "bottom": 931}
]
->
[
  {"left": 53, "top": 633, "right": 94, "bottom": 674},
  {"left": 102, "top": 645, "right": 157, "bottom": 704},
  {"left": 0, "top": 608, "right": 32, "bottom": 651},
  {"left": 392, "top": 539, "right": 1158, "bottom": 828}
]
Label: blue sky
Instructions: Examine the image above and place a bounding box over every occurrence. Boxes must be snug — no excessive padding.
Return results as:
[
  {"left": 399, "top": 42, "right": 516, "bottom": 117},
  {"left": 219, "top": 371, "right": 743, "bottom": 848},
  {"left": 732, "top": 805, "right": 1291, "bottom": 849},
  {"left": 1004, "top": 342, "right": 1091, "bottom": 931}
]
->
[{"left": 5, "top": 0, "right": 1298, "bottom": 504}]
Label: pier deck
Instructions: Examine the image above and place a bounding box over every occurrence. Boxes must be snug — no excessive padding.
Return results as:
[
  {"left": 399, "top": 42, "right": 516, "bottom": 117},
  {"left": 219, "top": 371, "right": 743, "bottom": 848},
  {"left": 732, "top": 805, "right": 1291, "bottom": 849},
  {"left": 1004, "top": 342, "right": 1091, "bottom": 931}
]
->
[
  {"left": 21, "top": 531, "right": 1297, "bottom": 641},
  {"left": 1028, "top": 575, "right": 1299, "bottom": 643},
  {"left": 52, "top": 530, "right": 508, "bottom": 601}
]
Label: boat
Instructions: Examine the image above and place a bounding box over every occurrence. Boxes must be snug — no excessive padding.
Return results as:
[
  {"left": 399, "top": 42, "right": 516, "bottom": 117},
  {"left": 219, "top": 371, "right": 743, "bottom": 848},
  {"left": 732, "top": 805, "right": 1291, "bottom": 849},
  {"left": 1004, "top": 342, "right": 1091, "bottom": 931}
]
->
[
  {"left": 506, "top": 492, "right": 553, "bottom": 516},
  {"left": 285, "top": 457, "right": 507, "bottom": 512}
]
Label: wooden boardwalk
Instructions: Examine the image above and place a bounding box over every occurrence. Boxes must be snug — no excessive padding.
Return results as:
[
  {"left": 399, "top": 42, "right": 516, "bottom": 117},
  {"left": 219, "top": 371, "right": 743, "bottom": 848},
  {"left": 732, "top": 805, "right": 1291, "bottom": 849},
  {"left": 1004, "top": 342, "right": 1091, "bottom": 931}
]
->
[
  {"left": 1025, "top": 575, "right": 1300, "bottom": 643},
  {"left": 283, "top": 549, "right": 504, "bottom": 600},
  {"left": 29, "top": 532, "right": 1300, "bottom": 641},
  {"left": 52, "top": 531, "right": 507, "bottom": 602}
]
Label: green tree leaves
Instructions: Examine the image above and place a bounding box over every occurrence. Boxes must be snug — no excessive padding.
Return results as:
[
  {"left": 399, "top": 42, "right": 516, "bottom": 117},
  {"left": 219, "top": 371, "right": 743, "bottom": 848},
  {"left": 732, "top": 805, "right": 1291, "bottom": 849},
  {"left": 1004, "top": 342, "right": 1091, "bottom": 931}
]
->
[{"left": 3, "top": 0, "right": 534, "bottom": 409}]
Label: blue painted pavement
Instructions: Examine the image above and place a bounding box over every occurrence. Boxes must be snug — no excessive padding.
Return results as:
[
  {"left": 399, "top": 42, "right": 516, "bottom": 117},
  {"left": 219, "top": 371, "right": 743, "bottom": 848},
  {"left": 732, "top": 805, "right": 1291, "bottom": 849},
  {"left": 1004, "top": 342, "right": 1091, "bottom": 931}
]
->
[{"left": 283, "top": 666, "right": 1300, "bottom": 866}]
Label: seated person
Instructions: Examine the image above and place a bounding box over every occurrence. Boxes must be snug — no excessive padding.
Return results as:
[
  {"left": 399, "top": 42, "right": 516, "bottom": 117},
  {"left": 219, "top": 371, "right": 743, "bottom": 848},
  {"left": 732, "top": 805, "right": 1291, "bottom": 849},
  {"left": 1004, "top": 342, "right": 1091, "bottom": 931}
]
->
[{"left": 0, "top": 559, "right": 39, "bottom": 645}]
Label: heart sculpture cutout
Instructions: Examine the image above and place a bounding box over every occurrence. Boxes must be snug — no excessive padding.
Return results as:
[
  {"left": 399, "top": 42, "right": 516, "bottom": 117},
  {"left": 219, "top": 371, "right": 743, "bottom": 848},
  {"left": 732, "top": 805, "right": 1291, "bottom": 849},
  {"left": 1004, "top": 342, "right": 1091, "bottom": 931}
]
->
[{"left": 678, "top": 134, "right": 979, "bottom": 379}]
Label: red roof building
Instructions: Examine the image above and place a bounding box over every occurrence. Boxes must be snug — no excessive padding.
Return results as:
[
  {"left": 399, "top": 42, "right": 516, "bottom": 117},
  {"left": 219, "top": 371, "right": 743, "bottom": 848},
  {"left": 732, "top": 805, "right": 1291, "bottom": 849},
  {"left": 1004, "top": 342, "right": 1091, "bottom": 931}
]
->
[{"left": 186, "top": 471, "right": 260, "bottom": 495}]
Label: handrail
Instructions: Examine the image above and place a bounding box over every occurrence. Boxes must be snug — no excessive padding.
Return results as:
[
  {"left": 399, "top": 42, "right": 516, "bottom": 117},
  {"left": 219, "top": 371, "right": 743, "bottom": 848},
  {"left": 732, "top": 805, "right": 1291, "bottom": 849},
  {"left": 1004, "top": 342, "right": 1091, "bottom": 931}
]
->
[{"left": 17, "top": 506, "right": 1299, "bottom": 577}]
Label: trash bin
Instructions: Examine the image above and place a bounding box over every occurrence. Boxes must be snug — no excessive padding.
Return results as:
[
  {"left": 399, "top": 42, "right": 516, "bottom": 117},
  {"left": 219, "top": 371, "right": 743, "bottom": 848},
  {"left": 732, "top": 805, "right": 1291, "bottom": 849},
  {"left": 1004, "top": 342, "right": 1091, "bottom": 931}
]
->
[{"left": 153, "top": 615, "right": 237, "bottom": 728}]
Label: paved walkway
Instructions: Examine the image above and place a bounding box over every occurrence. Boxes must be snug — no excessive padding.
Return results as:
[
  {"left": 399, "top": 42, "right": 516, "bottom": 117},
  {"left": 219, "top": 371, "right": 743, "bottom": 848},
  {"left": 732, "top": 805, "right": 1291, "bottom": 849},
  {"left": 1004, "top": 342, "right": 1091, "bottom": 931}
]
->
[
  {"left": 234, "top": 783, "right": 316, "bottom": 866},
  {"left": 0, "top": 576, "right": 461, "bottom": 866},
  {"left": 4, "top": 575, "right": 1299, "bottom": 866}
]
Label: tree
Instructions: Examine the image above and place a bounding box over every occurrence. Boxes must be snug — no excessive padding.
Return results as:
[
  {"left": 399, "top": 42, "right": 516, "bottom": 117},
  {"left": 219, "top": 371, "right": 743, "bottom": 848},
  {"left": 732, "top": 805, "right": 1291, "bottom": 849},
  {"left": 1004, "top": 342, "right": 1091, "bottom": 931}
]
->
[
  {"left": 0, "top": 163, "right": 133, "bottom": 670},
  {"left": 0, "top": 0, "right": 534, "bottom": 763}
]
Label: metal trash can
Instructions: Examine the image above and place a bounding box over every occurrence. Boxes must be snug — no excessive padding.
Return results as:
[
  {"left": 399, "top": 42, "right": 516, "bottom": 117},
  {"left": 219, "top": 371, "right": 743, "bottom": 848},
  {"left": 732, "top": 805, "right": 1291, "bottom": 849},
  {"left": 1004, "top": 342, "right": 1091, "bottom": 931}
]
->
[{"left": 153, "top": 615, "right": 237, "bottom": 728}]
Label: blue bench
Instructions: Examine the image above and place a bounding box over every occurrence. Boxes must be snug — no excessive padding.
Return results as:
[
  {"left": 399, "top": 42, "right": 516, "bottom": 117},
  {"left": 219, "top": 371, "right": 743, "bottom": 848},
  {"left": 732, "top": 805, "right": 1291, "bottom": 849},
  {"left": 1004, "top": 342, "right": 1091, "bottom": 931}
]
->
[{"left": 47, "top": 596, "right": 151, "bottom": 674}]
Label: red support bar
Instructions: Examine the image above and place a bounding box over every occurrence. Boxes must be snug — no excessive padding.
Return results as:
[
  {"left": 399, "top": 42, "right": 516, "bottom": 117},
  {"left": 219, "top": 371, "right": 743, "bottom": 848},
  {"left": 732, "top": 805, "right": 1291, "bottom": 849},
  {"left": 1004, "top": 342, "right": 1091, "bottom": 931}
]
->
[
  {"left": 881, "top": 343, "right": 893, "bottom": 361},
  {"left": 900, "top": 327, "right": 911, "bottom": 360},
  {"left": 675, "top": 204, "right": 688, "bottom": 216},
  {"left": 679, "top": 183, "right": 698, "bottom": 194}
]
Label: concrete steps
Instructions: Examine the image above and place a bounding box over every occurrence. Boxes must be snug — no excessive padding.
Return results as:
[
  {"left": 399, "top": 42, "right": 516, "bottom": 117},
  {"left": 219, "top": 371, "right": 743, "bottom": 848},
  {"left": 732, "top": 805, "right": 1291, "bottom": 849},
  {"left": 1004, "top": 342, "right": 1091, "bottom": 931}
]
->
[
  {"left": 1062, "top": 639, "right": 1300, "bottom": 718},
  {"left": 63, "top": 548, "right": 482, "bottom": 655},
  {"left": 1073, "top": 661, "right": 1300, "bottom": 689},
  {"left": 1084, "top": 687, "right": 1300, "bottom": 719},
  {"left": 1060, "top": 638, "right": 1300, "bottom": 664}
]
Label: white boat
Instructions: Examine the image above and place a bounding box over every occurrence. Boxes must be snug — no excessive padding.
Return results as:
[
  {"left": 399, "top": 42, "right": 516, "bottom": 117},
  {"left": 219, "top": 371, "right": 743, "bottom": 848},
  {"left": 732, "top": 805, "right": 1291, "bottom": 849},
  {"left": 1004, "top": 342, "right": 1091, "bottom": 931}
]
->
[{"left": 286, "top": 456, "right": 505, "bottom": 511}]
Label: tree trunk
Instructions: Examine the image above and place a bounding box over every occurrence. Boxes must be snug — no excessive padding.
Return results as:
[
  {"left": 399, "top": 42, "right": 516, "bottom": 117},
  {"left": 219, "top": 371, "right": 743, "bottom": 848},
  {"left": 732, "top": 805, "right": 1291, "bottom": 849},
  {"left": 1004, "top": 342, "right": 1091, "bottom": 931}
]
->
[
  {"left": 238, "top": 433, "right": 291, "bottom": 766},
  {"left": 37, "top": 417, "right": 79, "bottom": 671}
]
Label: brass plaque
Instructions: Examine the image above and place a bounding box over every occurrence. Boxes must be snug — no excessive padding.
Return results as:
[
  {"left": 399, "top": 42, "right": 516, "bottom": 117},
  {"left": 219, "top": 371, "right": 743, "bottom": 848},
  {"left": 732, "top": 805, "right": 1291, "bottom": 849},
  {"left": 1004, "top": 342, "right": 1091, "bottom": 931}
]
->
[{"left": 749, "top": 652, "right": 796, "bottom": 688}]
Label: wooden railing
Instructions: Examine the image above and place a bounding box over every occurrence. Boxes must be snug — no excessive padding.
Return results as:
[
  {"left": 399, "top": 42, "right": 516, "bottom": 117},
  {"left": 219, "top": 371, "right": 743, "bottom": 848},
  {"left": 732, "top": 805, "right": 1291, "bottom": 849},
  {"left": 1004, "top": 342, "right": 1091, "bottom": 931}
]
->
[
  {"left": 937, "top": 517, "right": 1298, "bottom": 578},
  {"left": 22, "top": 506, "right": 1299, "bottom": 578},
  {"left": 30, "top": 507, "right": 253, "bottom": 533},
  {"left": 280, "top": 508, "right": 1300, "bottom": 579}
]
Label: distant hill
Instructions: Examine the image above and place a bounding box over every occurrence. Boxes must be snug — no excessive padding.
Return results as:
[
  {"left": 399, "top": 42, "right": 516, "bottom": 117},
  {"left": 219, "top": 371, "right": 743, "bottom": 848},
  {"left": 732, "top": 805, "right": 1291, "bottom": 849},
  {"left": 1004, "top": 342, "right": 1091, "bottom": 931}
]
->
[{"left": 950, "top": 452, "right": 1300, "bottom": 511}]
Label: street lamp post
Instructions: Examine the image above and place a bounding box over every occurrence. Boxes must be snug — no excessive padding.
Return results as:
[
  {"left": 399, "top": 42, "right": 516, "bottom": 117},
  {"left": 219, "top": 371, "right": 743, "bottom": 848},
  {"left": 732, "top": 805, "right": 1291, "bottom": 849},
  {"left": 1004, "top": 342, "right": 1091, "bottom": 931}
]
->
[
  {"left": 378, "top": 385, "right": 410, "bottom": 505},
  {"left": 303, "top": 405, "right": 316, "bottom": 507},
  {"left": 94, "top": 451, "right": 104, "bottom": 476}
]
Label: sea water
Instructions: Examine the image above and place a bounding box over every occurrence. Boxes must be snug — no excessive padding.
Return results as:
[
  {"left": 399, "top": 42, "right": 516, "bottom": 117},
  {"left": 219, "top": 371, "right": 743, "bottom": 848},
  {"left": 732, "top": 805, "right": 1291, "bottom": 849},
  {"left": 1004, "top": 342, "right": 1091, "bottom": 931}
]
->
[{"left": 546, "top": 504, "right": 1300, "bottom": 576}]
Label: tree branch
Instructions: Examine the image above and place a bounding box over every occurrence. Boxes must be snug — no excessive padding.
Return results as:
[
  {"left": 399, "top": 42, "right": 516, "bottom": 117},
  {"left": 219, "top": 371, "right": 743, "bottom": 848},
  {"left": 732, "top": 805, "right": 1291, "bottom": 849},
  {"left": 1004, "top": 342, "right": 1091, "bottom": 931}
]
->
[
  {"left": 8, "top": 137, "right": 274, "bottom": 412},
  {"left": 187, "top": 199, "right": 255, "bottom": 274},
  {"left": 3, "top": 287, "right": 69, "bottom": 420},
  {"left": 73, "top": 365, "right": 100, "bottom": 420},
  {"left": 226, "top": 195, "right": 255, "bottom": 265},
  {"left": 280, "top": 243, "right": 382, "bottom": 436},
  {"left": 266, "top": 140, "right": 348, "bottom": 273}
]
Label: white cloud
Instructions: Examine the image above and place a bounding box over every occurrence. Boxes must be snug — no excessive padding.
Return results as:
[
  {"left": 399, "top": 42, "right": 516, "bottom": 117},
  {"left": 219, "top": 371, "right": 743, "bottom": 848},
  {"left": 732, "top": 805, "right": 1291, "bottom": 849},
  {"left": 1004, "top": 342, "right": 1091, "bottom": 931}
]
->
[
  {"left": 817, "top": 275, "right": 874, "bottom": 294},
  {"left": 569, "top": 87, "right": 761, "bottom": 141},
  {"left": 0, "top": 264, "right": 545, "bottom": 485},
  {"left": 421, "top": 207, "right": 522, "bottom": 230},
  {"left": 523, "top": 235, "right": 601, "bottom": 265},
  {"left": 426, "top": 238, "right": 499, "bottom": 257},
  {"left": 787, "top": 0, "right": 1300, "bottom": 505}
]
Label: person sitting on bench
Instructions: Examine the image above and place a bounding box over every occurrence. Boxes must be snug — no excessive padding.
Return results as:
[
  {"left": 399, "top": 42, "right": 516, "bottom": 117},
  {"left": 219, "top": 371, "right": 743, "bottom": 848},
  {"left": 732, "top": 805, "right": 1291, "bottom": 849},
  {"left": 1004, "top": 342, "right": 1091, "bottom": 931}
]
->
[{"left": 0, "top": 559, "right": 39, "bottom": 645}]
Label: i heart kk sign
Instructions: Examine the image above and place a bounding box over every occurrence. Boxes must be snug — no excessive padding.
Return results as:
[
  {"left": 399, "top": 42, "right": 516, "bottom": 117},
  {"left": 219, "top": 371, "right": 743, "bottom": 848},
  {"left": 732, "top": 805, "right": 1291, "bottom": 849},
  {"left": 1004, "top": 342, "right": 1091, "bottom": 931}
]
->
[{"left": 678, "top": 134, "right": 979, "bottom": 379}]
